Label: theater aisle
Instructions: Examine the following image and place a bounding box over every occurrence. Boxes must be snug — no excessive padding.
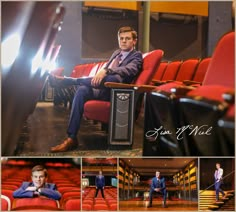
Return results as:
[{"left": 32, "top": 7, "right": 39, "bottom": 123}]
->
[{"left": 16, "top": 102, "right": 143, "bottom": 156}]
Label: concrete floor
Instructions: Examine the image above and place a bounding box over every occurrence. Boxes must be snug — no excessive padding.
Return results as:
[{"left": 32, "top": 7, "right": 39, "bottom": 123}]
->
[{"left": 16, "top": 102, "right": 144, "bottom": 157}]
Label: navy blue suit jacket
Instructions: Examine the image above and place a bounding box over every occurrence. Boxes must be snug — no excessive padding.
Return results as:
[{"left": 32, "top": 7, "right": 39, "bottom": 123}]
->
[
  {"left": 150, "top": 177, "right": 166, "bottom": 191},
  {"left": 104, "top": 49, "right": 143, "bottom": 84},
  {"left": 95, "top": 175, "right": 105, "bottom": 188},
  {"left": 13, "top": 182, "right": 61, "bottom": 200}
]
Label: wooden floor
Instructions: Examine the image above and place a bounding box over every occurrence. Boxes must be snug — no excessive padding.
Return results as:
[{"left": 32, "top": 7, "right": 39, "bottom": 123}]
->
[
  {"left": 119, "top": 200, "right": 198, "bottom": 211},
  {"left": 16, "top": 102, "right": 144, "bottom": 157}
]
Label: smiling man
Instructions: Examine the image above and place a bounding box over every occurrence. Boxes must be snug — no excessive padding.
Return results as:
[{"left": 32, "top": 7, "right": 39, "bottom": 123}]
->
[
  {"left": 13, "top": 165, "right": 61, "bottom": 200},
  {"left": 50, "top": 26, "right": 143, "bottom": 153}
]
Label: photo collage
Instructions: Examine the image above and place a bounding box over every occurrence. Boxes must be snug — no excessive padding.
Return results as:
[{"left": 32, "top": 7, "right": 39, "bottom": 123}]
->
[{"left": 1, "top": 1, "right": 235, "bottom": 212}]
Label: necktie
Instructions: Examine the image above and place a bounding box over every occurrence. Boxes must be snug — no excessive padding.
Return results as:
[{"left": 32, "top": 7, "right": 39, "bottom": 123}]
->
[{"left": 109, "top": 53, "right": 122, "bottom": 68}]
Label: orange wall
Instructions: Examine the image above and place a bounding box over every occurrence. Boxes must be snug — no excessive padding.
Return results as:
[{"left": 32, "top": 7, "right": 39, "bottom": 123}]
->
[{"left": 84, "top": 1, "right": 208, "bottom": 16}]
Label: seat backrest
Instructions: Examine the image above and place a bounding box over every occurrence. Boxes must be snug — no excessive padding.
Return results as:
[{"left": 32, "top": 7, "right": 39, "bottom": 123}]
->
[
  {"left": 1, "top": 189, "right": 14, "bottom": 204},
  {"left": 161, "top": 61, "right": 182, "bottom": 81},
  {"left": 63, "top": 198, "right": 81, "bottom": 210},
  {"left": 12, "top": 198, "right": 58, "bottom": 209},
  {"left": 175, "top": 58, "right": 199, "bottom": 81},
  {"left": 1, "top": 195, "right": 11, "bottom": 211},
  {"left": 152, "top": 61, "right": 168, "bottom": 82},
  {"left": 203, "top": 31, "right": 235, "bottom": 87},
  {"left": 135, "top": 49, "right": 164, "bottom": 85},
  {"left": 192, "top": 57, "right": 211, "bottom": 82},
  {"left": 93, "top": 203, "right": 109, "bottom": 210},
  {"left": 82, "top": 203, "right": 93, "bottom": 210}
]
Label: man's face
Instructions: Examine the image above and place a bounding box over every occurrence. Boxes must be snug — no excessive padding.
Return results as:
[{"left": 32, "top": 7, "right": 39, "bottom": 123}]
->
[
  {"left": 118, "top": 31, "right": 137, "bottom": 52},
  {"left": 156, "top": 171, "right": 160, "bottom": 178},
  {"left": 99, "top": 171, "right": 102, "bottom": 175},
  {"left": 32, "top": 171, "right": 46, "bottom": 188},
  {"left": 216, "top": 164, "right": 220, "bottom": 169}
]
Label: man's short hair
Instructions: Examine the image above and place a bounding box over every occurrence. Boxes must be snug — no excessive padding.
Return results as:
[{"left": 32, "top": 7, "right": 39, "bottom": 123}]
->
[
  {"left": 118, "top": 26, "right": 137, "bottom": 40},
  {"left": 32, "top": 165, "right": 48, "bottom": 177}
]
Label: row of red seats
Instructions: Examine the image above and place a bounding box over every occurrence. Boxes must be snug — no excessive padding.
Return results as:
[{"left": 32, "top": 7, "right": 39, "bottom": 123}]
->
[
  {"left": 143, "top": 31, "right": 235, "bottom": 156},
  {"left": 152, "top": 57, "right": 211, "bottom": 87},
  {"left": 1, "top": 163, "right": 81, "bottom": 211},
  {"left": 53, "top": 55, "right": 209, "bottom": 111},
  {"left": 82, "top": 187, "right": 117, "bottom": 211}
]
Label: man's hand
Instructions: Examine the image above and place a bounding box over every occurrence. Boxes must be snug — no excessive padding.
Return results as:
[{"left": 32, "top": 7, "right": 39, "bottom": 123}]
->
[
  {"left": 91, "top": 69, "right": 107, "bottom": 87},
  {"left": 26, "top": 186, "right": 37, "bottom": 191},
  {"left": 155, "top": 188, "right": 161, "bottom": 192}
]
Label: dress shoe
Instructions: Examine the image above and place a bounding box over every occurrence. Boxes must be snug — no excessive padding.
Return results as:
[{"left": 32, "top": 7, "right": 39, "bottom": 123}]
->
[
  {"left": 147, "top": 204, "right": 152, "bottom": 208},
  {"left": 163, "top": 204, "right": 168, "bottom": 208},
  {"left": 50, "top": 138, "right": 78, "bottom": 152}
]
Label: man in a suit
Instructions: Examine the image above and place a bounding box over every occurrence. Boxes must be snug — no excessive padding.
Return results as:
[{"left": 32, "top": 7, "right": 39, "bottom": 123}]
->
[
  {"left": 50, "top": 26, "right": 143, "bottom": 152},
  {"left": 95, "top": 170, "right": 105, "bottom": 198},
  {"left": 214, "top": 162, "right": 226, "bottom": 201},
  {"left": 13, "top": 165, "right": 61, "bottom": 200},
  {"left": 148, "top": 171, "right": 167, "bottom": 208}
]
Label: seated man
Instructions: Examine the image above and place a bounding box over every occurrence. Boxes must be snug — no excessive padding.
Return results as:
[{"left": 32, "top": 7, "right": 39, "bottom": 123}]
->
[
  {"left": 50, "top": 26, "right": 143, "bottom": 152},
  {"left": 148, "top": 171, "right": 167, "bottom": 208},
  {"left": 13, "top": 165, "right": 61, "bottom": 200}
]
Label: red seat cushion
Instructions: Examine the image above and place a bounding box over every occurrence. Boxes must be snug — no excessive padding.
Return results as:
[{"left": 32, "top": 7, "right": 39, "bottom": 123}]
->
[
  {"left": 84, "top": 100, "right": 110, "bottom": 123},
  {"left": 187, "top": 85, "right": 234, "bottom": 102}
]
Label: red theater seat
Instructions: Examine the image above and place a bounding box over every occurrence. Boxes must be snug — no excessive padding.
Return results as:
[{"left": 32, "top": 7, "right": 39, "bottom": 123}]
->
[
  {"left": 83, "top": 49, "right": 164, "bottom": 125},
  {"left": 63, "top": 197, "right": 81, "bottom": 211},
  {"left": 1, "top": 189, "right": 14, "bottom": 204},
  {"left": 12, "top": 197, "right": 59, "bottom": 210},
  {"left": 93, "top": 203, "right": 109, "bottom": 210},
  {"left": 153, "top": 60, "right": 182, "bottom": 85},
  {"left": 151, "top": 61, "right": 168, "bottom": 84},
  {"left": 1, "top": 195, "right": 11, "bottom": 211},
  {"left": 177, "top": 31, "right": 235, "bottom": 155},
  {"left": 144, "top": 31, "right": 235, "bottom": 156},
  {"left": 109, "top": 203, "right": 118, "bottom": 211},
  {"left": 82, "top": 203, "right": 93, "bottom": 210}
]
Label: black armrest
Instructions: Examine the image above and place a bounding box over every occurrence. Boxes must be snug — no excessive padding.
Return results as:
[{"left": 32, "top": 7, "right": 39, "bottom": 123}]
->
[
  {"left": 222, "top": 91, "right": 235, "bottom": 104},
  {"left": 182, "top": 80, "right": 202, "bottom": 86},
  {"left": 152, "top": 80, "right": 167, "bottom": 86}
]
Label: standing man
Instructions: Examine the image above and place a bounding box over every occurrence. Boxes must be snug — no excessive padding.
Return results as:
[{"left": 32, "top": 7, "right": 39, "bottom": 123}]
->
[
  {"left": 95, "top": 170, "right": 105, "bottom": 198},
  {"left": 13, "top": 165, "right": 61, "bottom": 200},
  {"left": 214, "top": 163, "right": 225, "bottom": 201},
  {"left": 148, "top": 171, "right": 167, "bottom": 208},
  {"left": 50, "top": 26, "right": 143, "bottom": 152}
]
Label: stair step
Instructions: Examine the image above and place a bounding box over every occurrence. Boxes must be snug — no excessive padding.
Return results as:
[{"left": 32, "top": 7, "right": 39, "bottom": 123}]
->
[
  {"left": 214, "top": 201, "right": 224, "bottom": 205},
  {"left": 225, "top": 194, "right": 234, "bottom": 197},
  {"left": 208, "top": 205, "right": 219, "bottom": 210}
]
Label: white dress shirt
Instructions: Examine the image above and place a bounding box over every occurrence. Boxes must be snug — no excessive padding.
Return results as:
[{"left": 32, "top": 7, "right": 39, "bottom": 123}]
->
[{"left": 214, "top": 168, "right": 223, "bottom": 182}]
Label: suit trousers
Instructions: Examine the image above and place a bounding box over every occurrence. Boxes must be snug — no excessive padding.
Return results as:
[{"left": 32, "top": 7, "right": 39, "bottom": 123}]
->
[
  {"left": 215, "top": 181, "right": 225, "bottom": 200},
  {"left": 149, "top": 188, "right": 167, "bottom": 205},
  {"left": 67, "top": 75, "right": 121, "bottom": 139},
  {"left": 95, "top": 187, "right": 105, "bottom": 198}
]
